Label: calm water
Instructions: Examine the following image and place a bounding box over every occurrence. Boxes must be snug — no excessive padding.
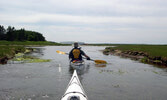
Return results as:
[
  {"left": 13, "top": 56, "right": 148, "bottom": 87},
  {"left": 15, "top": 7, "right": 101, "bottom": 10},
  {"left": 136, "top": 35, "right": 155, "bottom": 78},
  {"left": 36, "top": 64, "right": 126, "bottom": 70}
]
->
[{"left": 0, "top": 46, "right": 167, "bottom": 100}]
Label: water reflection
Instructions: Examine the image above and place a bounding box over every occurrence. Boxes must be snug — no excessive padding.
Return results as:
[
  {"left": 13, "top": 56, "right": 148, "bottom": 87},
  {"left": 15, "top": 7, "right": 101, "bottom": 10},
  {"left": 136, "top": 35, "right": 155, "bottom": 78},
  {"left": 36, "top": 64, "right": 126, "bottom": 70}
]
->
[
  {"left": 27, "top": 47, "right": 45, "bottom": 57},
  {"left": 95, "top": 64, "right": 107, "bottom": 67},
  {"left": 68, "top": 64, "right": 90, "bottom": 76},
  {"left": 68, "top": 63, "right": 90, "bottom": 86},
  {"left": 58, "top": 64, "right": 62, "bottom": 73}
]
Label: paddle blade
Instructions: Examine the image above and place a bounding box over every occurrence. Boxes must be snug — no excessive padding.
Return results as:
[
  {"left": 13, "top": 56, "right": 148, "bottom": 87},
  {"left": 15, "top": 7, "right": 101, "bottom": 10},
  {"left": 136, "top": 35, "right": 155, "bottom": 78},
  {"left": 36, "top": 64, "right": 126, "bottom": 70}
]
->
[
  {"left": 56, "top": 51, "right": 67, "bottom": 55},
  {"left": 94, "top": 60, "right": 107, "bottom": 64}
]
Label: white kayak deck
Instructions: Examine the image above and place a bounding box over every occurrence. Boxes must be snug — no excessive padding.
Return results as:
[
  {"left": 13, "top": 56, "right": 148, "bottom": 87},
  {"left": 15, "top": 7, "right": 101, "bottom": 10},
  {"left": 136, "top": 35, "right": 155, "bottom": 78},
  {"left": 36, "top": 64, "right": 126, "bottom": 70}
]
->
[{"left": 61, "top": 70, "right": 88, "bottom": 100}]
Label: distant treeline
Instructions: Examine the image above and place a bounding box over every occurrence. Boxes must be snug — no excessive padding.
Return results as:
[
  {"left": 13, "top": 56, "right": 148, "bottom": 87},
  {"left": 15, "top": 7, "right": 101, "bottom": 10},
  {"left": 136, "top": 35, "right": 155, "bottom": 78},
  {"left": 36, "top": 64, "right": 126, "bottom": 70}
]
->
[{"left": 0, "top": 25, "right": 45, "bottom": 41}]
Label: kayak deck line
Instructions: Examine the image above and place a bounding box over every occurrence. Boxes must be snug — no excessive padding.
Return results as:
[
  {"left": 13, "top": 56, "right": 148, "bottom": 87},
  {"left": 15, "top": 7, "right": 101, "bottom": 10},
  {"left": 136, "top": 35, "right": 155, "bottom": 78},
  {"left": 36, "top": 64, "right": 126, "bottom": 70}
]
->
[
  {"left": 62, "top": 76, "right": 87, "bottom": 98},
  {"left": 61, "top": 70, "right": 88, "bottom": 100}
]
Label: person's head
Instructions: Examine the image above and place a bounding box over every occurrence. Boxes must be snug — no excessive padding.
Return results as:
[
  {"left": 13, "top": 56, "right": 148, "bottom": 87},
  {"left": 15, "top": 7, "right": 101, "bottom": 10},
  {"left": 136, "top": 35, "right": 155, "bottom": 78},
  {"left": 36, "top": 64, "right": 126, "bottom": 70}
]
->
[{"left": 74, "top": 42, "right": 79, "bottom": 48}]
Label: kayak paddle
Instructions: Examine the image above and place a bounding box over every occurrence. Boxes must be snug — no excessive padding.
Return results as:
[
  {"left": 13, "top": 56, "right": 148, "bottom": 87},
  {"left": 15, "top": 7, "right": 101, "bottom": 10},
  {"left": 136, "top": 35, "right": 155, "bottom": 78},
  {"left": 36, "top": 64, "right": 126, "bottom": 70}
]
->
[
  {"left": 56, "top": 50, "right": 68, "bottom": 55},
  {"left": 56, "top": 50, "right": 107, "bottom": 64},
  {"left": 90, "top": 59, "right": 107, "bottom": 64}
]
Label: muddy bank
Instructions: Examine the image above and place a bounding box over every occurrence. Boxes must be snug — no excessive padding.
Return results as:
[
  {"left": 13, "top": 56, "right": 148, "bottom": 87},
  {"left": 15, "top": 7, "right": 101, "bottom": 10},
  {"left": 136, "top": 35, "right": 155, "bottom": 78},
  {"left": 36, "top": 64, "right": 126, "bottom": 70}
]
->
[
  {"left": 0, "top": 48, "right": 33, "bottom": 64},
  {"left": 0, "top": 57, "right": 9, "bottom": 64},
  {"left": 103, "top": 47, "right": 167, "bottom": 67}
]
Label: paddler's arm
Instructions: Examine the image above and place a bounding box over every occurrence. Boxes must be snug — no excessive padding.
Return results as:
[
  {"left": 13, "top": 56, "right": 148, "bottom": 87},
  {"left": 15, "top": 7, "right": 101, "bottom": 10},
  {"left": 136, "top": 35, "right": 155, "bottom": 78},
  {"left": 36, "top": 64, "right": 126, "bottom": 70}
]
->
[
  {"left": 81, "top": 50, "right": 91, "bottom": 60},
  {"left": 84, "top": 54, "right": 91, "bottom": 60}
]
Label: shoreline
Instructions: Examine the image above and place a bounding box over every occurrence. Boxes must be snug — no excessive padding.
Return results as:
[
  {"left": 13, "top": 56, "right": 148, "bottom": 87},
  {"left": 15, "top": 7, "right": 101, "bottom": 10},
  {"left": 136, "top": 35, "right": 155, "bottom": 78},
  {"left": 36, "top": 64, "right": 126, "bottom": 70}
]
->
[
  {"left": 0, "top": 56, "right": 10, "bottom": 64},
  {"left": 103, "top": 47, "right": 167, "bottom": 67},
  {"left": 0, "top": 47, "right": 33, "bottom": 64},
  {"left": 0, "top": 41, "right": 67, "bottom": 64}
]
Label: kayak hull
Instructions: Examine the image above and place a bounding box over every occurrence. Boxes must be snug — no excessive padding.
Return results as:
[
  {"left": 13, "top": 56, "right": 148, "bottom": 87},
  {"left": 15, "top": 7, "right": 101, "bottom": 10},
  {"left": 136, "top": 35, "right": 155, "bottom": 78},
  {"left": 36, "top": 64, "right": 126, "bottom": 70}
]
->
[{"left": 61, "top": 70, "right": 88, "bottom": 100}]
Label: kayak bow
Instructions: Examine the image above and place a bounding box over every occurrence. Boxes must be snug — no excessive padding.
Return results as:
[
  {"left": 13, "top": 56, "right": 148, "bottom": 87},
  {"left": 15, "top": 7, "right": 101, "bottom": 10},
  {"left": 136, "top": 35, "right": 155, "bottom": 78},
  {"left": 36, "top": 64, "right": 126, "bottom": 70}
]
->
[{"left": 61, "top": 70, "right": 88, "bottom": 100}]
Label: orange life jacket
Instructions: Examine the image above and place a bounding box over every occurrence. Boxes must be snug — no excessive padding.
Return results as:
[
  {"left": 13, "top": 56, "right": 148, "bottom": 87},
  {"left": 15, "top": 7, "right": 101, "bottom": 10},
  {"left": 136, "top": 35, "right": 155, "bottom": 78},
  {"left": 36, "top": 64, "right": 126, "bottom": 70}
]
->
[{"left": 72, "top": 49, "right": 81, "bottom": 59}]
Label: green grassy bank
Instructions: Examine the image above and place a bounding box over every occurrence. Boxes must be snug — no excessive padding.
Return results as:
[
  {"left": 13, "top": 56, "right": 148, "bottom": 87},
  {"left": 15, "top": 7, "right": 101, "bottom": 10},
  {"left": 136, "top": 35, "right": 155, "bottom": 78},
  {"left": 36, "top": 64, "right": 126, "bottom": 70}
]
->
[
  {"left": 0, "top": 41, "right": 64, "bottom": 46},
  {"left": 104, "top": 44, "right": 167, "bottom": 66},
  {"left": 0, "top": 45, "right": 25, "bottom": 58},
  {"left": 0, "top": 41, "right": 66, "bottom": 58},
  {"left": 0, "top": 45, "right": 26, "bottom": 64},
  {"left": 0, "top": 41, "right": 67, "bottom": 64},
  {"left": 106, "top": 44, "right": 167, "bottom": 58}
]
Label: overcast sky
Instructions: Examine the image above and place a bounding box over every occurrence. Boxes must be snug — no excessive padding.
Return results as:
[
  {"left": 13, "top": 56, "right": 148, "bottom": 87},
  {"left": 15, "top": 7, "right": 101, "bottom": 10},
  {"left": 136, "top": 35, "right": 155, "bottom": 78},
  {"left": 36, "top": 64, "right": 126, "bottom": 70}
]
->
[{"left": 0, "top": 0, "right": 167, "bottom": 44}]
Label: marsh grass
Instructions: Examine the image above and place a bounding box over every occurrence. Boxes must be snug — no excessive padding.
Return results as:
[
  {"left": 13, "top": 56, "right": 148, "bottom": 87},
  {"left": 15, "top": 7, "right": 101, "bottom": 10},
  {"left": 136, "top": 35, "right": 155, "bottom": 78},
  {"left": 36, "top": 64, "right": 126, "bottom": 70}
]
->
[
  {"left": 107, "top": 44, "right": 167, "bottom": 58},
  {"left": 0, "top": 41, "right": 62, "bottom": 45},
  {"left": 13, "top": 55, "right": 51, "bottom": 63},
  {"left": 0, "top": 41, "right": 67, "bottom": 58},
  {"left": 0, "top": 46, "right": 25, "bottom": 58}
]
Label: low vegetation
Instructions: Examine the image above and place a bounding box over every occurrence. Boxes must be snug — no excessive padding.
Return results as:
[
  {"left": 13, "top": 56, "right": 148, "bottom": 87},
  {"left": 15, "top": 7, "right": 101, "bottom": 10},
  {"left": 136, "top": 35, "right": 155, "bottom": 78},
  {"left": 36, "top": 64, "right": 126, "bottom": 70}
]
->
[
  {"left": 0, "top": 41, "right": 62, "bottom": 46},
  {"left": 0, "top": 45, "right": 25, "bottom": 64},
  {"left": 0, "top": 45, "right": 52, "bottom": 64},
  {"left": 104, "top": 44, "right": 167, "bottom": 66},
  {"left": 0, "top": 41, "right": 66, "bottom": 64},
  {"left": 13, "top": 54, "right": 51, "bottom": 63},
  {"left": 105, "top": 44, "right": 167, "bottom": 58},
  {"left": 0, "top": 45, "right": 25, "bottom": 58}
]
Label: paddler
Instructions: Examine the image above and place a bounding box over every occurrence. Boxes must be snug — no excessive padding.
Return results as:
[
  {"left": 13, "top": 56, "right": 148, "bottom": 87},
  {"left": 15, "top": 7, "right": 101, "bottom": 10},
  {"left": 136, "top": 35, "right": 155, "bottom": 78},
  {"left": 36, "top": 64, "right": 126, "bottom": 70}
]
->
[{"left": 69, "top": 42, "right": 90, "bottom": 62}]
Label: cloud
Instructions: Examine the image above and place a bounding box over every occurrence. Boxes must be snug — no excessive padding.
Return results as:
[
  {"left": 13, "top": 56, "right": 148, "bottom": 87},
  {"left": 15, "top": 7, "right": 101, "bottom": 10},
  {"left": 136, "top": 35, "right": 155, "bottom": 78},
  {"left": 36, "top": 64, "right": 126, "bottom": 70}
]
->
[
  {"left": 0, "top": 0, "right": 167, "bottom": 44},
  {"left": 1, "top": 13, "right": 167, "bottom": 28},
  {"left": 1, "top": 0, "right": 167, "bottom": 16}
]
